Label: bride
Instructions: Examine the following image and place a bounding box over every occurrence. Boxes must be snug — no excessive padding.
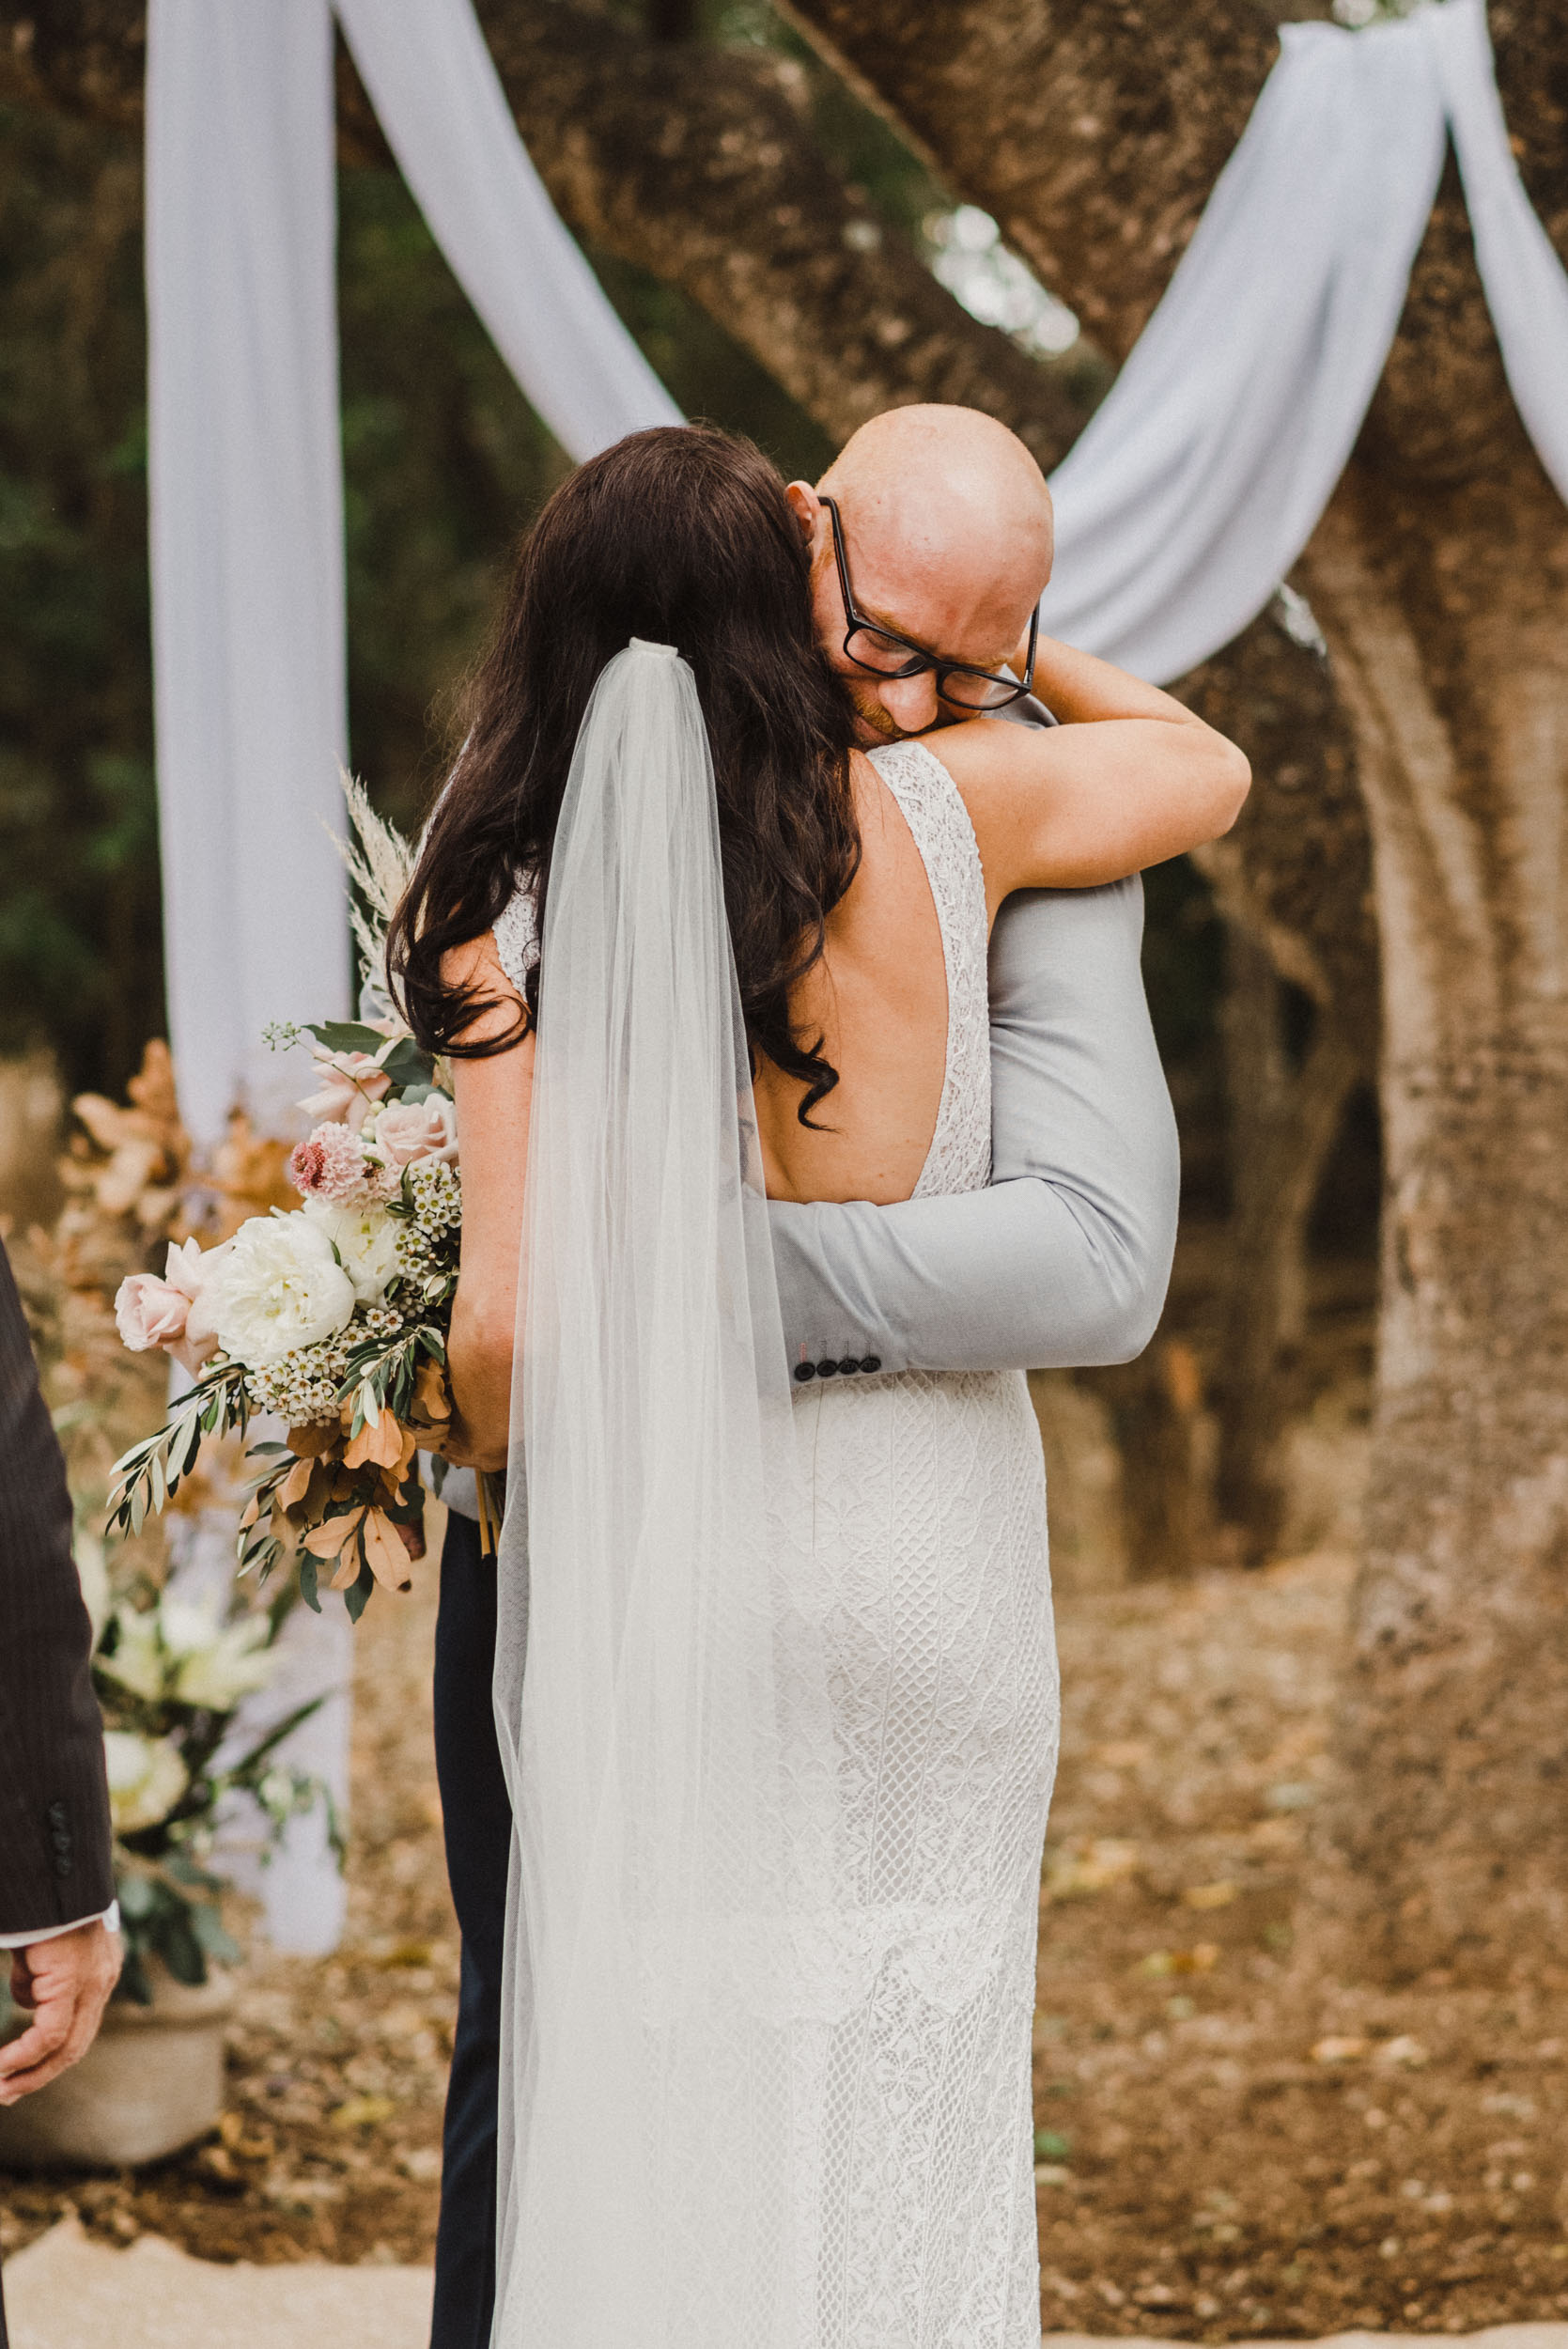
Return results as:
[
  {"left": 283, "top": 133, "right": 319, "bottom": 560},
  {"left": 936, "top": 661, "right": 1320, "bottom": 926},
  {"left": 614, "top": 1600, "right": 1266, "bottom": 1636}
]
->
[{"left": 390, "top": 423, "right": 1247, "bottom": 2347}]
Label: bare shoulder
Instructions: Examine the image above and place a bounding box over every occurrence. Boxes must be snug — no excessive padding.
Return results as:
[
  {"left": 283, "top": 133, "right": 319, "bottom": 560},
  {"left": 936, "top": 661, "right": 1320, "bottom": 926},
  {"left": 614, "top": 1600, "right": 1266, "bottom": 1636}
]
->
[{"left": 440, "top": 931, "right": 529, "bottom": 1052}]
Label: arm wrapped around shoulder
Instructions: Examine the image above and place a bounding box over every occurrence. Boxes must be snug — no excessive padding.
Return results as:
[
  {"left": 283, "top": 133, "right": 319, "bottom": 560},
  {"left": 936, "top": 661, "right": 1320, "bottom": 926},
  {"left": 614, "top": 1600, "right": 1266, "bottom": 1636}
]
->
[{"left": 768, "top": 877, "right": 1179, "bottom": 1377}]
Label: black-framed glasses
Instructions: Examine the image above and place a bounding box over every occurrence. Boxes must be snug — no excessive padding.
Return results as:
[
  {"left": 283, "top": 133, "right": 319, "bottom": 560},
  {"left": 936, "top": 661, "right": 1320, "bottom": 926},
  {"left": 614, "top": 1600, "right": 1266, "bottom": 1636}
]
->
[{"left": 820, "top": 494, "right": 1039, "bottom": 712}]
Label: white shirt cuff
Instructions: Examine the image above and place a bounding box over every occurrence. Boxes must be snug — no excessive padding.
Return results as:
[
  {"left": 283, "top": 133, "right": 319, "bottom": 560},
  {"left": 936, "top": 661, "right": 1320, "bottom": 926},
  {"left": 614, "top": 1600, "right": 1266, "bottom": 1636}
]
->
[{"left": 0, "top": 1901, "right": 120, "bottom": 1950}]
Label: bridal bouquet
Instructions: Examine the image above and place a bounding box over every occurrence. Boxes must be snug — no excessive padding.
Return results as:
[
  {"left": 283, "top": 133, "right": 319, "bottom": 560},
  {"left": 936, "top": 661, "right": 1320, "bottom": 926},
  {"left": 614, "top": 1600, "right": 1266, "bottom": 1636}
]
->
[{"left": 106, "top": 788, "right": 487, "bottom": 1617}]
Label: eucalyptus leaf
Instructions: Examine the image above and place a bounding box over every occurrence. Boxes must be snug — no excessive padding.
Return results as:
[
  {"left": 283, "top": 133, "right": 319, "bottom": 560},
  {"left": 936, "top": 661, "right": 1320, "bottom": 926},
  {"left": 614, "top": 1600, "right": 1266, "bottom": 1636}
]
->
[{"left": 305, "top": 1019, "right": 387, "bottom": 1054}]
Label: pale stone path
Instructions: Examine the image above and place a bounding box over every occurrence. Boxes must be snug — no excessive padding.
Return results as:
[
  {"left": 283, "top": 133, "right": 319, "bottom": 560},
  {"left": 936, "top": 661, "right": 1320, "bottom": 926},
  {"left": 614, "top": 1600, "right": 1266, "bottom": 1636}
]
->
[
  {"left": 7, "top": 2224, "right": 1568, "bottom": 2349},
  {"left": 3, "top": 2220, "right": 432, "bottom": 2349}
]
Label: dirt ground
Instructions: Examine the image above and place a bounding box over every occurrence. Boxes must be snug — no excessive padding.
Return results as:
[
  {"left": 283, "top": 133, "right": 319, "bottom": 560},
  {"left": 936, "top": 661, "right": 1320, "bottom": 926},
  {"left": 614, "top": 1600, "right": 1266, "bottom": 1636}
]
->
[{"left": 5, "top": 1532, "right": 1568, "bottom": 2337}]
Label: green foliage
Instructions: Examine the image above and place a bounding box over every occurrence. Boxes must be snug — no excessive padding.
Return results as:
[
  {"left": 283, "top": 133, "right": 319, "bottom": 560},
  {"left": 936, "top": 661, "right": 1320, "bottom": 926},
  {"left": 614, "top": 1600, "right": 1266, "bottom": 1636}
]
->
[
  {"left": 0, "top": 108, "right": 160, "bottom": 1090},
  {"left": 0, "top": 111, "right": 842, "bottom": 1097}
]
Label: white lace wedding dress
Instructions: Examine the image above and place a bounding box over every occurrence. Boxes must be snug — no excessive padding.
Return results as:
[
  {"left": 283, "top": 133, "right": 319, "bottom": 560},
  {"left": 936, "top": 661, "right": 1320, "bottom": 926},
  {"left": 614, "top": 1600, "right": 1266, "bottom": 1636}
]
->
[
  {"left": 492, "top": 731, "right": 1058, "bottom": 2348},
  {"left": 786, "top": 740, "right": 1059, "bottom": 2347}
]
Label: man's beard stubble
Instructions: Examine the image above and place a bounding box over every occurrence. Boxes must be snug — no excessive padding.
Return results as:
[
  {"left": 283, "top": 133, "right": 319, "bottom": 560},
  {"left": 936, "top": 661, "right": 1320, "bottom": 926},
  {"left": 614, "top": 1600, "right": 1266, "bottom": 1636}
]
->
[{"left": 846, "top": 682, "right": 946, "bottom": 747}]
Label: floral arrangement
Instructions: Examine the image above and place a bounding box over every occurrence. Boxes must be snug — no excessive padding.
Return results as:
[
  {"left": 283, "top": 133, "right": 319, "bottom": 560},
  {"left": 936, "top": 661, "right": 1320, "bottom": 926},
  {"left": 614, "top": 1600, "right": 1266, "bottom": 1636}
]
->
[
  {"left": 90, "top": 1577, "right": 334, "bottom": 2002},
  {"left": 104, "top": 785, "right": 485, "bottom": 1619}
]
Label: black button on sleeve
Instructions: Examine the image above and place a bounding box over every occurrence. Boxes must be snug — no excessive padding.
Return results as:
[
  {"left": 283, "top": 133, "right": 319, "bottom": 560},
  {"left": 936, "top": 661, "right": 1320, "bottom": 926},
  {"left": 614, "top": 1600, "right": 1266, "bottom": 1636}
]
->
[
  {"left": 860, "top": 1356, "right": 882, "bottom": 1375},
  {"left": 837, "top": 1358, "right": 861, "bottom": 1377},
  {"left": 793, "top": 1361, "right": 816, "bottom": 1383},
  {"left": 815, "top": 1359, "right": 839, "bottom": 1377}
]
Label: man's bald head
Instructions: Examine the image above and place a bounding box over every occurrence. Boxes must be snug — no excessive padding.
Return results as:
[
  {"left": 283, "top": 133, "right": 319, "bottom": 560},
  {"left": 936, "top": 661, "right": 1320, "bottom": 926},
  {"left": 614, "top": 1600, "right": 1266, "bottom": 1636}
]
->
[{"left": 787, "top": 405, "right": 1053, "bottom": 745}]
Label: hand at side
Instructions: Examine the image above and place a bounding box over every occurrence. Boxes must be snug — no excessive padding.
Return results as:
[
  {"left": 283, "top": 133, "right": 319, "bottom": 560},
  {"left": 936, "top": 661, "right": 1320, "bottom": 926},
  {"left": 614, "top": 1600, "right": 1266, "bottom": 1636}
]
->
[{"left": 0, "top": 1919, "right": 122, "bottom": 2104}]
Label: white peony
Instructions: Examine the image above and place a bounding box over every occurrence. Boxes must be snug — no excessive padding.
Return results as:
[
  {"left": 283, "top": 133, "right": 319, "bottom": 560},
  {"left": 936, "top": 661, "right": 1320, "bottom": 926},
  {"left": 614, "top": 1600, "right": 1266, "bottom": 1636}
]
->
[
  {"left": 158, "top": 1599, "right": 277, "bottom": 1711},
  {"left": 95, "top": 1606, "right": 164, "bottom": 1703},
  {"left": 104, "top": 1730, "right": 189, "bottom": 1835},
  {"left": 211, "top": 1211, "right": 356, "bottom": 1366},
  {"left": 303, "top": 1196, "right": 402, "bottom": 1305}
]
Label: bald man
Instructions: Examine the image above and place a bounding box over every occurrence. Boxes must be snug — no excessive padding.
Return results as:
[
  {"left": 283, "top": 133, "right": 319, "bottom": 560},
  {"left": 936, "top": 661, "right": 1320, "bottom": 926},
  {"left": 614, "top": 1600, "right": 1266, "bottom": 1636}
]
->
[
  {"left": 763, "top": 404, "right": 1178, "bottom": 1377},
  {"left": 424, "top": 407, "right": 1180, "bottom": 2349},
  {"left": 791, "top": 403, "right": 1055, "bottom": 749}
]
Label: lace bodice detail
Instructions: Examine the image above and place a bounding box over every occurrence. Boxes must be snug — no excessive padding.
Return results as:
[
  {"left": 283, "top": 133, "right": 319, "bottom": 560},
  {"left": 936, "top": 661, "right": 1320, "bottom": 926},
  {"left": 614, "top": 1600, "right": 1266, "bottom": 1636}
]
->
[
  {"left": 493, "top": 872, "right": 540, "bottom": 999},
  {"left": 865, "top": 739, "right": 992, "bottom": 1200}
]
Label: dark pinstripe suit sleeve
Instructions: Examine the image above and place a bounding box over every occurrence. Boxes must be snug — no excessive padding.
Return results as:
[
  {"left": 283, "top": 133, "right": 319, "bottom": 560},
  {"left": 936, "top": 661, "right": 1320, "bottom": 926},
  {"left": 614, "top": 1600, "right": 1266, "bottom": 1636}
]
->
[{"left": 0, "top": 1239, "right": 113, "bottom": 1936}]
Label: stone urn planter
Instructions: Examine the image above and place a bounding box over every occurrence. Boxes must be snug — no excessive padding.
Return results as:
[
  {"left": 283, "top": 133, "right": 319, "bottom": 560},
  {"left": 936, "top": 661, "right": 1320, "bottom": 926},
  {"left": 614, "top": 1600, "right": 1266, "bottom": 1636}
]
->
[{"left": 0, "top": 1965, "right": 232, "bottom": 2170}]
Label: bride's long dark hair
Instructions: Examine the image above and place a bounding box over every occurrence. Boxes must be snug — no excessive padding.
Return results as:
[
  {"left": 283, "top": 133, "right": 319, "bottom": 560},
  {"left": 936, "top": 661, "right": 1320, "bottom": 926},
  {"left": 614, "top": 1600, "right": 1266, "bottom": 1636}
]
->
[{"left": 387, "top": 424, "right": 861, "bottom": 1123}]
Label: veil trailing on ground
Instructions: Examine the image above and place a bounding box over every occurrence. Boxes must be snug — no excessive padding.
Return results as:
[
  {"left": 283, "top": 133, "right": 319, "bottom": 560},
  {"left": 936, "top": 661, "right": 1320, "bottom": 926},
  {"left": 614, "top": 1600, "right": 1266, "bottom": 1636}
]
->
[{"left": 490, "top": 641, "right": 840, "bottom": 2344}]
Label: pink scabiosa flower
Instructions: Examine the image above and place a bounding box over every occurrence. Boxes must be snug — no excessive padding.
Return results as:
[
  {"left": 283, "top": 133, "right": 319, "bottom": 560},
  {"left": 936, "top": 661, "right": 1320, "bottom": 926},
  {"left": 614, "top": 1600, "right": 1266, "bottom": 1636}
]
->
[{"left": 288, "top": 1120, "right": 380, "bottom": 1206}]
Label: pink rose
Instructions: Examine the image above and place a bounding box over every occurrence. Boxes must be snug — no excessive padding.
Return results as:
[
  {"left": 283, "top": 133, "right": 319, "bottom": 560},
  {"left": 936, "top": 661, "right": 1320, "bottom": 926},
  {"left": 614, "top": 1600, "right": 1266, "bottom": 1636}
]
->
[
  {"left": 298, "top": 1044, "right": 394, "bottom": 1129},
  {"left": 373, "top": 1094, "right": 458, "bottom": 1170},
  {"left": 115, "top": 1270, "right": 190, "bottom": 1353},
  {"left": 114, "top": 1237, "right": 229, "bottom": 1375}
]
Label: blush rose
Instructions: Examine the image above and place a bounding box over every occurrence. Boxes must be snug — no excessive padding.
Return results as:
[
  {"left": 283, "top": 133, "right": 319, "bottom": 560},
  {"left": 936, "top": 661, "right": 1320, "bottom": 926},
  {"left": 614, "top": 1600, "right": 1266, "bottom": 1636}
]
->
[{"left": 372, "top": 1094, "right": 458, "bottom": 1169}]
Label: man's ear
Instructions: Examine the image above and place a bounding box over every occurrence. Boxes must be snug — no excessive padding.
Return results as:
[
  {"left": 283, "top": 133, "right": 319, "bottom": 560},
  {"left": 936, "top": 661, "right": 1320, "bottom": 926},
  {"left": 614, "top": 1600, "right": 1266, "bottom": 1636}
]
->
[{"left": 784, "top": 480, "right": 822, "bottom": 552}]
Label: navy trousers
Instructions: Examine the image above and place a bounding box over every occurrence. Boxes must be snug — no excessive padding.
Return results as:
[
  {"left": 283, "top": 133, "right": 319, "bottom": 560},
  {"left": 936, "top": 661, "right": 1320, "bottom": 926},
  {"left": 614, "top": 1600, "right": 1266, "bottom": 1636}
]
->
[{"left": 430, "top": 1506, "right": 512, "bottom": 2349}]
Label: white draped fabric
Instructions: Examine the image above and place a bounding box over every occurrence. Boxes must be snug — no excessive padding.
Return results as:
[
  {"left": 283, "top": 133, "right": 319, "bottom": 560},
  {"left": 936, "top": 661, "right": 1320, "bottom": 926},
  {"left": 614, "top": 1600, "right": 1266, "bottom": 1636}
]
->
[
  {"left": 144, "top": 0, "right": 676, "bottom": 1952},
  {"left": 146, "top": 0, "right": 676, "bottom": 1153},
  {"left": 146, "top": 0, "right": 349, "bottom": 1147},
  {"left": 334, "top": 0, "right": 680, "bottom": 456},
  {"left": 1042, "top": 0, "right": 1568, "bottom": 683}
]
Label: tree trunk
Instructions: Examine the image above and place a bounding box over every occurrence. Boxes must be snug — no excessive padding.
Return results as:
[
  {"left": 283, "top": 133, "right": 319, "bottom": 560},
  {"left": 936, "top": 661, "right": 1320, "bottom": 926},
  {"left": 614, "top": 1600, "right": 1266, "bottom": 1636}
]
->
[
  {"left": 1212, "top": 926, "right": 1362, "bottom": 1561},
  {"left": 1179, "top": 614, "right": 1380, "bottom": 1568},
  {"left": 1298, "top": 440, "right": 1568, "bottom": 1981},
  {"left": 780, "top": 0, "right": 1568, "bottom": 1978}
]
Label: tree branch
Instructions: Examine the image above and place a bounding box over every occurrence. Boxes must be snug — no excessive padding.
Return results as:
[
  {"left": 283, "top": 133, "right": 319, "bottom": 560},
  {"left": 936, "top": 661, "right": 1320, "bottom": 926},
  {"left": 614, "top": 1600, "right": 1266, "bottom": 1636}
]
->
[
  {"left": 775, "top": 0, "right": 1275, "bottom": 362},
  {"left": 778, "top": 1, "right": 1568, "bottom": 492},
  {"left": 464, "top": 0, "right": 1086, "bottom": 465},
  {"left": 0, "top": 0, "right": 1088, "bottom": 470}
]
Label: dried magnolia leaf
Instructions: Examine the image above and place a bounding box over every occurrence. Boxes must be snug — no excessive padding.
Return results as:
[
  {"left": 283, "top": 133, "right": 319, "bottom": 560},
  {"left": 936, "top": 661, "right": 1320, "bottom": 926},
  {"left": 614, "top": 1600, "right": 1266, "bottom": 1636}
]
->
[
  {"left": 345, "top": 1412, "right": 405, "bottom": 1472},
  {"left": 413, "top": 1360, "right": 451, "bottom": 1421},
  {"left": 280, "top": 1457, "right": 316, "bottom": 1510},
  {"left": 303, "top": 1508, "right": 365, "bottom": 1560},
  {"left": 287, "top": 1423, "right": 339, "bottom": 1459},
  {"left": 363, "top": 1507, "right": 413, "bottom": 1592}
]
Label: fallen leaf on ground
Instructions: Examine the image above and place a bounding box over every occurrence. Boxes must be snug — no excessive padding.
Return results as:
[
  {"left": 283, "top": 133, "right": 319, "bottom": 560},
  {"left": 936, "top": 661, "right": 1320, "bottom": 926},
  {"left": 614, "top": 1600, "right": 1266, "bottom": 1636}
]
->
[
  {"left": 1182, "top": 1879, "right": 1238, "bottom": 1909},
  {"left": 1312, "top": 2035, "right": 1370, "bottom": 2062},
  {"left": 330, "top": 2094, "right": 397, "bottom": 2130},
  {"left": 1044, "top": 1839, "right": 1140, "bottom": 1900}
]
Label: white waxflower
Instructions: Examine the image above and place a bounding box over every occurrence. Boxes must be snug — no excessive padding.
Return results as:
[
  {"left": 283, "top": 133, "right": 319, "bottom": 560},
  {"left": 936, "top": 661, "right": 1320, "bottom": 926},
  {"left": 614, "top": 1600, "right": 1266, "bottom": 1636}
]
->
[
  {"left": 211, "top": 1212, "right": 356, "bottom": 1366},
  {"left": 303, "top": 1196, "right": 402, "bottom": 1306},
  {"left": 104, "top": 1730, "right": 189, "bottom": 1834}
]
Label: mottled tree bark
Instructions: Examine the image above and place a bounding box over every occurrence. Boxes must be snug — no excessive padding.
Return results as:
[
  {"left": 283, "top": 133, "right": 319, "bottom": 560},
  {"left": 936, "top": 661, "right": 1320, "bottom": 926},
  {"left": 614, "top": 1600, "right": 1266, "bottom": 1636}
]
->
[{"left": 784, "top": 0, "right": 1568, "bottom": 1981}]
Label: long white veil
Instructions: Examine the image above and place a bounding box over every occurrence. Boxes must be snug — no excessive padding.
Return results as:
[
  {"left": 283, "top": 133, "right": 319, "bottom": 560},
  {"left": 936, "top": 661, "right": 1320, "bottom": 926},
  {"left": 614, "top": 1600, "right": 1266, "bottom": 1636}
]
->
[{"left": 490, "top": 641, "right": 840, "bottom": 2344}]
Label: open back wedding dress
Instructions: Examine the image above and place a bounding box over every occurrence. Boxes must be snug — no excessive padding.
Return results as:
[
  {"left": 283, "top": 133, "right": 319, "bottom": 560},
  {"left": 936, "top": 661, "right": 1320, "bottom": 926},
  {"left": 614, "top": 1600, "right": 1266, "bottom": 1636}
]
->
[
  {"left": 790, "top": 739, "right": 1058, "bottom": 2345},
  {"left": 488, "top": 648, "right": 1058, "bottom": 2349}
]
